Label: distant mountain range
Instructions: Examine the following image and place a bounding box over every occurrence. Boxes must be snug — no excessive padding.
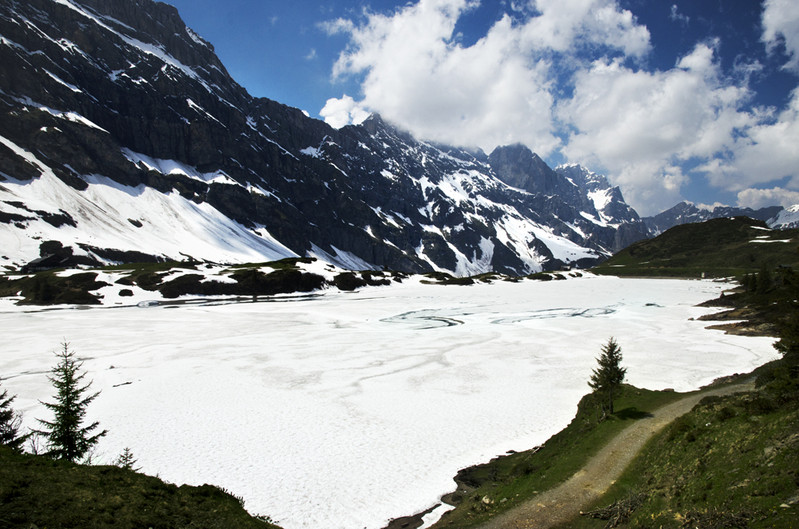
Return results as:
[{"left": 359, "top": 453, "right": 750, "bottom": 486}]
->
[
  {"left": 0, "top": 0, "right": 792, "bottom": 275},
  {"left": 642, "top": 202, "right": 788, "bottom": 235}
]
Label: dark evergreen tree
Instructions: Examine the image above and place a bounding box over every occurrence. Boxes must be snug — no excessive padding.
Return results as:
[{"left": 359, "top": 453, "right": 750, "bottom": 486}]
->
[
  {"left": 34, "top": 343, "right": 107, "bottom": 462},
  {"left": 741, "top": 273, "right": 754, "bottom": 292},
  {"left": 757, "top": 263, "right": 773, "bottom": 294},
  {"left": 0, "top": 378, "right": 28, "bottom": 451},
  {"left": 588, "top": 337, "right": 627, "bottom": 415},
  {"left": 114, "top": 446, "right": 140, "bottom": 471}
]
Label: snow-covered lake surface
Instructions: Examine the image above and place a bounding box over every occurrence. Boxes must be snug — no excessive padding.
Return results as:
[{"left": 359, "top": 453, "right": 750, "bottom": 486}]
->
[{"left": 0, "top": 275, "right": 779, "bottom": 529}]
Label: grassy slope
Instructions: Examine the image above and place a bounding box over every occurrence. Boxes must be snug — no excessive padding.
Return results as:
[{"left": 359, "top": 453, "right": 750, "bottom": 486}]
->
[
  {"left": 592, "top": 217, "right": 799, "bottom": 278},
  {"left": 0, "top": 446, "right": 282, "bottom": 529},
  {"left": 564, "top": 361, "right": 799, "bottom": 529},
  {"left": 559, "top": 264, "right": 799, "bottom": 528},
  {"left": 430, "top": 387, "right": 687, "bottom": 528}
]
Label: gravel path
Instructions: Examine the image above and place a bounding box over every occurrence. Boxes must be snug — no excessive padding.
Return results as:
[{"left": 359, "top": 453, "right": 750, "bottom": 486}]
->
[{"left": 476, "top": 380, "right": 755, "bottom": 529}]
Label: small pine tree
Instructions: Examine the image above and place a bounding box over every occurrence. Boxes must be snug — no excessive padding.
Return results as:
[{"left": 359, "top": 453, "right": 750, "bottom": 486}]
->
[
  {"left": 34, "top": 342, "right": 107, "bottom": 462},
  {"left": 757, "top": 263, "right": 773, "bottom": 294},
  {"left": 114, "top": 446, "right": 140, "bottom": 471},
  {"left": 588, "top": 337, "right": 627, "bottom": 415},
  {"left": 0, "top": 378, "right": 28, "bottom": 451},
  {"left": 775, "top": 308, "right": 799, "bottom": 364}
]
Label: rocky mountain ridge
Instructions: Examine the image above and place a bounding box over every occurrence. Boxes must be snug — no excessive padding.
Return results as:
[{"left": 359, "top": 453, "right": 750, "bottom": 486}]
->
[
  {"left": 0, "top": 0, "right": 655, "bottom": 275},
  {"left": 643, "top": 201, "right": 786, "bottom": 235}
]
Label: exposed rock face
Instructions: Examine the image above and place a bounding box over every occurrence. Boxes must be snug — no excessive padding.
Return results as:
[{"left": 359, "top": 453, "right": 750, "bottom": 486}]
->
[
  {"left": 485, "top": 148, "right": 649, "bottom": 253},
  {"left": 0, "top": 0, "right": 650, "bottom": 274}
]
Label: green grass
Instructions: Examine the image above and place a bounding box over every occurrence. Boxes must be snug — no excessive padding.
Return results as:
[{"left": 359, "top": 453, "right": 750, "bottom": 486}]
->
[
  {"left": 0, "top": 271, "right": 109, "bottom": 304},
  {"left": 100, "top": 261, "right": 196, "bottom": 273},
  {"left": 592, "top": 217, "right": 799, "bottom": 279},
  {"left": 592, "top": 265, "right": 754, "bottom": 278},
  {"left": 432, "top": 386, "right": 687, "bottom": 528},
  {"left": 225, "top": 257, "right": 317, "bottom": 271},
  {"left": 0, "top": 446, "right": 282, "bottom": 529},
  {"left": 563, "top": 364, "right": 799, "bottom": 529}
]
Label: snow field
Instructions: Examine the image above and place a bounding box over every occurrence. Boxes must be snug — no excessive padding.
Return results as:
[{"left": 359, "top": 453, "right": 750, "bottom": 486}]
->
[{"left": 0, "top": 276, "right": 779, "bottom": 529}]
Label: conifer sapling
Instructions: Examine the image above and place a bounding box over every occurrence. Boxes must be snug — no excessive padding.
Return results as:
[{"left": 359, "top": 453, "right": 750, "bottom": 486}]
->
[
  {"left": 588, "top": 337, "right": 627, "bottom": 415},
  {"left": 0, "top": 378, "right": 28, "bottom": 451},
  {"left": 34, "top": 342, "right": 107, "bottom": 462}
]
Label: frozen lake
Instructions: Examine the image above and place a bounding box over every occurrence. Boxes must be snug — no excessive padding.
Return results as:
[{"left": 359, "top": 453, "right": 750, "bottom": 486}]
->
[{"left": 0, "top": 275, "right": 779, "bottom": 529}]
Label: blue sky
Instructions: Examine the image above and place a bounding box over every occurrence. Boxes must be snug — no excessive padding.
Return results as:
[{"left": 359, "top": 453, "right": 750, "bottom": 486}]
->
[{"left": 165, "top": 0, "right": 799, "bottom": 215}]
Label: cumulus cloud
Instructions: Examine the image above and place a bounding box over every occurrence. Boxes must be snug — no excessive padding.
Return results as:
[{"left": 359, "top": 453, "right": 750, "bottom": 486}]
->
[
  {"left": 558, "top": 43, "right": 755, "bottom": 213},
  {"left": 762, "top": 0, "right": 799, "bottom": 72},
  {"left": 320, "top": 0, "right": 649, "bottom": 154},
  {"left": 738, "top": 187, "right": 799, "bottom": 209},
  {"left": 319, "top": 94, "right": 370, "bottom": 129},
  {"left": 516, "top": 0, "right": 650, "bottom": 57},
  {"left": 697, "top": 88, "right": 799, "bottom": 191}
]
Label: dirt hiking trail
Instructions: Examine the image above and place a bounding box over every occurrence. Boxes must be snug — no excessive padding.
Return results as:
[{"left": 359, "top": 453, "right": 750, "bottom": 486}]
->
[{"left": 475, "top": 380, "right": 755, "bottom": 529}]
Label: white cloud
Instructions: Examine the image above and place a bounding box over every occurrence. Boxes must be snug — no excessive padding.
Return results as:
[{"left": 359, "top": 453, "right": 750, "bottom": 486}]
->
[
  {"left": 517, "top": 0, "right": 650, "bottom": 57},
  {"left": 558, "top": 44, "right": 755, "bottom": 214},
  {"left": 319, "top": 94, "right": 370, "bottom": 129},
  {"left": 738, "top": 187, "right": 799, "bottom": 209},
  {"left": 762, "top": 0, "right": 799, "bottom": 71},
  {"left": 698, "top": 88, "right": 799, "bottom": 192},
  {"left": 321, "top": 0, "right": 650, "bottom": 154},
  {"left": 669, "top": 4, "right": 689, "bottom": 25}
]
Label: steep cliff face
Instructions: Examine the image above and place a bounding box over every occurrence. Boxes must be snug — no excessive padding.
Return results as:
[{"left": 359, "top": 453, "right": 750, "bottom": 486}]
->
[{"left": 0, "top": 0, "right": 648, "bottom": 275}]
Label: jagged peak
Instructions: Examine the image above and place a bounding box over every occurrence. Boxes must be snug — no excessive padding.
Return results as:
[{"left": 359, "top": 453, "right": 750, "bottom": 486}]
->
[{"left": 489, "top": 143, "right": 542, "bottom": 162}]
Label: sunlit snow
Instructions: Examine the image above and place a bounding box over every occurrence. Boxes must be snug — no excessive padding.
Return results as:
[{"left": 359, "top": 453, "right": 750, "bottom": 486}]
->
[
  {"left": 0, "top": 147, "right": 295, "bottom": 267},
  {"left": 0, "top": 276, "right": 778, "bottom": 529}
]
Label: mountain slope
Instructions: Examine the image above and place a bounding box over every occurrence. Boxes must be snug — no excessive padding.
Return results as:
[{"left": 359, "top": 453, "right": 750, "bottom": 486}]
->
[
  {"left": 0, "top": 446, "right": 282, "bottom": 529},
  {"left": 0, "top": 0, "right": 646, "bottom": 275},
  {"left": 770, "top": 204, "right": 799, "bottom": 229},
  {"left": 593, "top": 217, "right": 799, "bottom": 278}
]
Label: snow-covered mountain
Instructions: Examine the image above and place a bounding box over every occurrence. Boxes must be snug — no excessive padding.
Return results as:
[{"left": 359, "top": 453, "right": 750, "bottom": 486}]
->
[
  {"left": 769, "top": 204, "right": 799, "bottom": 229},
  {"left": 0, "top": 0, "right": 648, "bottom": 275},
  {"left": 643, "top": 201, "right": 785, "bottom": 236}
]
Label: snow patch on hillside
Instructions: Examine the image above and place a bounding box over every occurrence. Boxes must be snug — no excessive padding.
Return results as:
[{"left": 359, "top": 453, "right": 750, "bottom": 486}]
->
[
  {"left": 769, "top": 204, "right": 799, "bottom": 229},
  {"left": 0, "top": 142, "right": 296, "bottom": 268},
  {"left": 121, "top": 149, "right": 237, "bottom": 185}
]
